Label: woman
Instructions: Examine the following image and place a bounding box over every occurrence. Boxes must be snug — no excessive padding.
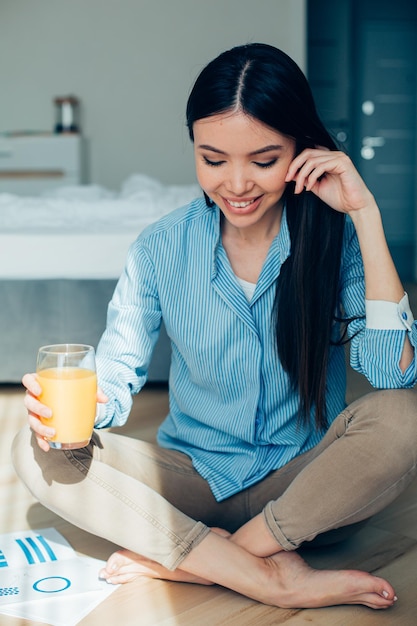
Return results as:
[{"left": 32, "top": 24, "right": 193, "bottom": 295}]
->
[{"left": 13, "top": 43, "right": 417, "bottom": 610}]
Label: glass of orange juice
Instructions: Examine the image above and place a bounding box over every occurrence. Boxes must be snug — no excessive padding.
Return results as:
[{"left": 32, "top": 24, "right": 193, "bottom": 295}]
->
[{"left": 36, "top": 344, "right": 97, "bottom": 449}]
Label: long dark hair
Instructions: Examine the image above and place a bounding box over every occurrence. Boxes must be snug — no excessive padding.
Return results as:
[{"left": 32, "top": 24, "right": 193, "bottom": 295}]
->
[{"left": 186, "top": 43, "right": 346, "bottom": 429}]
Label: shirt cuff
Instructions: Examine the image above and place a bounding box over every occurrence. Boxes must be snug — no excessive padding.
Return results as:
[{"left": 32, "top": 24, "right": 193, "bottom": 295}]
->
[{"left": 366, "top": 292, "right": 414, "bottom": 331}]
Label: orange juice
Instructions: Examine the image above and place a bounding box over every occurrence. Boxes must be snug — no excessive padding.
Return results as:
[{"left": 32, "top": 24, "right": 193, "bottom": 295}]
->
[{"left": 37, "top": 367, "right": 97, "bottom": 448}]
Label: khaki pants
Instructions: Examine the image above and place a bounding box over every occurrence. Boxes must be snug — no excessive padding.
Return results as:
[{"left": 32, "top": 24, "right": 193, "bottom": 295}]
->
[{"left": 12, "top": 389, "right": 417, "bottom": 570}]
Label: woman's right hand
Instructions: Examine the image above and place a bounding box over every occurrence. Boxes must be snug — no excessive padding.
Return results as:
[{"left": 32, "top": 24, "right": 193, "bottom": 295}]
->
[
  {"left": 22, "top": 373, "right": 109, "bottom": 452},
  {"left": 22, "top": 372, "right": 54, "bottom": 451}
]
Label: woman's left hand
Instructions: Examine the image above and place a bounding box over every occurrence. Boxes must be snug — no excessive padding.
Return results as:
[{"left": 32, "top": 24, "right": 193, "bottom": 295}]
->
[{"left": 285, "top": 148, "right": 375, "bottom": 215}]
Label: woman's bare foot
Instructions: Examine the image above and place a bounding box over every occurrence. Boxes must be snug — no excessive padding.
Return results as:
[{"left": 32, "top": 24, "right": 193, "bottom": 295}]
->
[
  {"left": 99, "top": 549, "right": 213, "bottom": 585},
  {"left": 261, "top": 550, "right": 397, "bottom": 610},
  {"left": 99, "top": 528, "right": 230, "bottom": 585},
  {"left": 100, "top": 531, "right": 397, "bottom": 610},
  {"left": 179, "top": 531, "right": 397, "bottom": 610}
]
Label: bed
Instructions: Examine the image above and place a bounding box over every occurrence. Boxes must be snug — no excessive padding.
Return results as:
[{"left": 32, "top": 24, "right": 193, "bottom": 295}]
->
[{"left": 0, "top": 174, "right": 201, "bottom": 382}]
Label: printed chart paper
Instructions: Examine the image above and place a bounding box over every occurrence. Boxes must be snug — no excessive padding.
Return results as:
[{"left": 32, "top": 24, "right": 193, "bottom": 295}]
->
[{"left": 0, "top": 528, "right": 118, "bottom": 625}]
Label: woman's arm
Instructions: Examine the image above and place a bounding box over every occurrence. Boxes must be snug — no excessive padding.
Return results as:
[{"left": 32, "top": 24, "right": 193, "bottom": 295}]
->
[
  {"left": 95, "top": 239, "right": 163, "bottom": 428},
  {"left": 348, "top": 204, "right": 413, "bottom": 372},
  {"left": 286, "top": 149, "right": 414, "bottom": 371}
]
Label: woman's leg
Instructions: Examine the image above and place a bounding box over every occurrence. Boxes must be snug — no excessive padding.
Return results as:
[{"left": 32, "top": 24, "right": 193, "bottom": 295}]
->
[
  {"left": 232, "top": 389, "right": 417, "bottom": 555},
  {"left": 11, "top": 425, "right": 212, "bottom": 570},
  {"left": 11, "top": 397, "right": 402, "bottom": 609},
  {"left": 180, "top": 388, "right": 416, "bottom": 609},
  {"left": 103, "top": 392, "right": 408, "bottom": 608},
  {"left": 11, "top": 424, "right": 273, "bottom": 587},
  {"left": 116, "top": 388, "right": 414, "bottom": 608}
]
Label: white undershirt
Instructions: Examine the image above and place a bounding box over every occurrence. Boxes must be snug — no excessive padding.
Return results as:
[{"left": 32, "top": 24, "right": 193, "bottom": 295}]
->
[{"left": 236, "top": 276, "right": 256, "bottom": 302}]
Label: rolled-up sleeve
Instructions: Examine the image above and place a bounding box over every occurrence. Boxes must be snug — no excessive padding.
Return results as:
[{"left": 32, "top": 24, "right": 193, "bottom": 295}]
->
[{"left": 340, "top": 223, "right": 417, "bottom": 389}]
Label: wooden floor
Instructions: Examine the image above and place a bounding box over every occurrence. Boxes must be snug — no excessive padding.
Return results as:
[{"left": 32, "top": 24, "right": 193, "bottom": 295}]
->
[{"left": 2, "top": 283, "right": 417, "bottom": 625}]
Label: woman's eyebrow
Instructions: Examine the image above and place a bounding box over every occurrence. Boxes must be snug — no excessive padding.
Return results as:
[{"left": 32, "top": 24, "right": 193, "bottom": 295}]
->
[
  {"left": 197, "top": 144, "right": 226, "bottom": 154},
  {"left": 249, "top": 145, "right": 284, "bottom": 156},
  {"left": 197, "top": 144, "right": 284, "bottom": 155}
]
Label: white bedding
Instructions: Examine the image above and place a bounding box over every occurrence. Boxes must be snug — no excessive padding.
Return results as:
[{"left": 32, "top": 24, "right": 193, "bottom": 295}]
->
[{"left": 0, "top": 174, "right": 201, "bottom": 279}]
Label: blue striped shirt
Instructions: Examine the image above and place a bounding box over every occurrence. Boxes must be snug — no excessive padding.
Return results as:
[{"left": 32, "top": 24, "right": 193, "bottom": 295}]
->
[{"left": 96, "top": 197, "right": 417, "bottom": 501}]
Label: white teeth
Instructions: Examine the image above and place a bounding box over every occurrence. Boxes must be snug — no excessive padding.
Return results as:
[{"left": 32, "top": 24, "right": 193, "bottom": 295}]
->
[{"left": 228, "top": 199, "right": 254, "bottom": 208}]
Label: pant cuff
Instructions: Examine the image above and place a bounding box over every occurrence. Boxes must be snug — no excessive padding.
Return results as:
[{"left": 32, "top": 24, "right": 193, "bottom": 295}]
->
[
  {"left": 263, "top": 501, "right": 298, "bottom": 551},
  {"left": 163, "top": 522, "right": 211, "bottom": 571}
]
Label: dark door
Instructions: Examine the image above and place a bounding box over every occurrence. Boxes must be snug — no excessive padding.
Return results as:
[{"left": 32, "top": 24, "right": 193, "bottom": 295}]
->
[
  {"left": 308, "top": 0, "right": 417, "bottom": 281},
  {"left": 353, "top": 17, "right": 416, "bottom": 280}
]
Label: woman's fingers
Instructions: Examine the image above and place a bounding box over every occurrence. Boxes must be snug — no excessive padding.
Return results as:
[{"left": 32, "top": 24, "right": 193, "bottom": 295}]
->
[
  {"left": 28, "top": 411, "right": 53, "bottom": 434},
  {"left": 97, "top": 386, "right": 108, "bottom": 404},
  {"left": 27, "top": 412, "right": 54, "bottom": 451},
  {"left": 24, "top": 391, "right": 52, "bottom": 418},
  {"left": 287, "top": 150, "right": 344, "bottom": 192},
  {"left": 22, "top": 372, "right": 41, "bottom": 397},
  {"left": 286, "top": 148, "right": 373, "bottom": 212},
  {"left": 22, "top": 372, "right": 51, "bottom": 418},
  {"left": 22, "top": 372, "right": 54, "bottom": 450}
]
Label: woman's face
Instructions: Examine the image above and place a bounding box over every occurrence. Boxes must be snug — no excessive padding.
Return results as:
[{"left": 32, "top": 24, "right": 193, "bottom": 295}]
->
[{"left": 193, "top": 110, "right": 296, "bottom": 232}]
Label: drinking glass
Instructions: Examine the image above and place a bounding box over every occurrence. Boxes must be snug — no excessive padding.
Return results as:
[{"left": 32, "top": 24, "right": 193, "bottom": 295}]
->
[{"left": 36, "top": 344, "right": 97, "bottom": 449}]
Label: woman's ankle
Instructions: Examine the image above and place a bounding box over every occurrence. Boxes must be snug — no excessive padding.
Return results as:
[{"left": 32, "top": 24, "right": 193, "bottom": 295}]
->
[
  {"left": 179, "top": 531, "right": 275, "bottom": 602},
  {"left": 230, "top": 513, "right": 284, "bottom": 557}
]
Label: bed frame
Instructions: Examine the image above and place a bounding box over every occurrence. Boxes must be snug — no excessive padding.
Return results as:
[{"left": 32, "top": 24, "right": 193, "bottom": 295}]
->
[
  {"left": 0, "top": 176, "right": 199, "bottom": 383},
  {"left": 0, "top": 278, "right": 171, "bottom": 383}
]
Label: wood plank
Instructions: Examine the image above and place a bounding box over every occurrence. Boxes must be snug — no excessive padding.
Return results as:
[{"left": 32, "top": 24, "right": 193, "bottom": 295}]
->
[{"left": 300, "top": 524, "right": 417, "bottom": 573}]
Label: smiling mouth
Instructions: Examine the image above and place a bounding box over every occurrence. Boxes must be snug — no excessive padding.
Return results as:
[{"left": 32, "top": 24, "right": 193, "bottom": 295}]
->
[
  {"left": 228, "top": 199, "right": 255, "bottom": 208},
  {"left": 224, "top": 196, "right": 262, "bottom": 210}
]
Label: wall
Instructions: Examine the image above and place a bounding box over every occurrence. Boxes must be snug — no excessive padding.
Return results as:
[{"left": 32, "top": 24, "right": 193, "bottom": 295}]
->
[{"left": 0, "top": 0, "right": 306, "bottom": 190}]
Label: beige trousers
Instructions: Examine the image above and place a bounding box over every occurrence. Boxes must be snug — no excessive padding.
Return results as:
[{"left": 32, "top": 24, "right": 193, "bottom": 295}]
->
[{"left": 12, "top": 389, "right": 417, "bottom": 570}]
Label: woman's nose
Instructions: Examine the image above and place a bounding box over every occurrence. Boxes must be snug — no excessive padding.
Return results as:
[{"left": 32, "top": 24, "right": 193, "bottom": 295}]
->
[{"left": 226, "top": 167, "right": 254, "bottom": 195}]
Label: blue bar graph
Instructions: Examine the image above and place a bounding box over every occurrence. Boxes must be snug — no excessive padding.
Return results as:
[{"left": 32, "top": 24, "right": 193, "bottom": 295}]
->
[
  {"left": 15, "top": 535, "right": 58, "bottom": 565},
  {"left": 36, "top": 535, "right": 57, "bottom": 561},
  {"left": 15, "top": 539, "right": 35, "bottom": 565}
]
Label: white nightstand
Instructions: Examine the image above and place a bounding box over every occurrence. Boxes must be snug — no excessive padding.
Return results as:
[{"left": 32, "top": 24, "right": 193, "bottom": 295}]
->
[{"left": 0, "top": 134, "right": 85, "bottom": 196}]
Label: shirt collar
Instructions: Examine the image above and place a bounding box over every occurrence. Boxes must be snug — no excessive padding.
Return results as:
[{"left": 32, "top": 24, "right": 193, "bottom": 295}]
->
[{"left": 210, "top": 203, "right": 291, "bottom": 284}]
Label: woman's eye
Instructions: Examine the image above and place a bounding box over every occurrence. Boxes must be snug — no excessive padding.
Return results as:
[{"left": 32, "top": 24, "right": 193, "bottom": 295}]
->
[
  {"left": 203, "top": 156, "right": 225, "bottom": 167},
  {"left": 254, "top": 159, "right": 278, "bottom": 169}
]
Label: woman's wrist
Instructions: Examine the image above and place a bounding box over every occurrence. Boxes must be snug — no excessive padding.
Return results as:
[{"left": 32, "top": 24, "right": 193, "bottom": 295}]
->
[
  {"left": 348, "top": 200, "right": 405, "bottom": 302},
  {"left": 347, "top": 198, "right": 381, "bottom": 229}
]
